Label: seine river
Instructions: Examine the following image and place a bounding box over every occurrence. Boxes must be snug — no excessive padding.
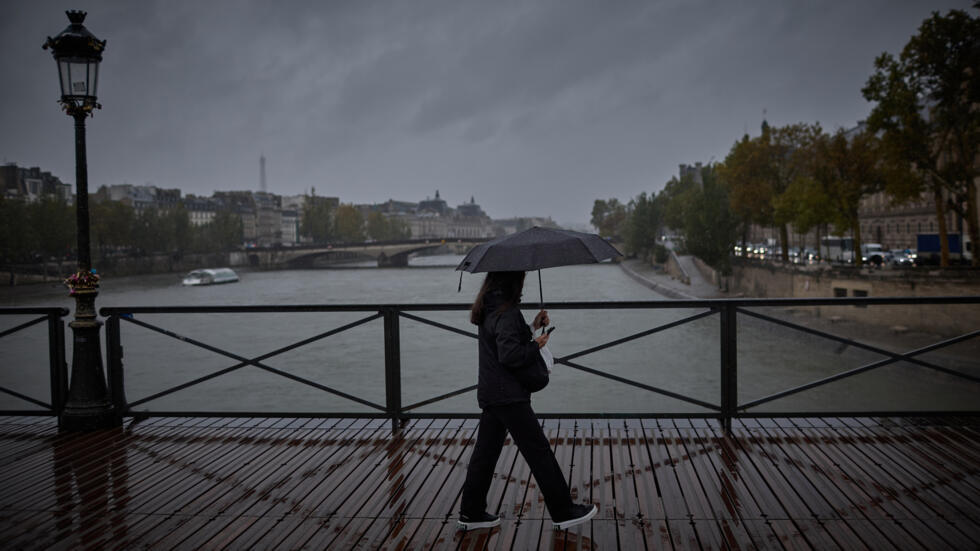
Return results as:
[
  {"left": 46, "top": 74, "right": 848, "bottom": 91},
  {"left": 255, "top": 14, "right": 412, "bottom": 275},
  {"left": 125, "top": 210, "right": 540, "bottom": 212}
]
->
[{"left": 1, "top": 255, "right": 976, "bottom": 415}]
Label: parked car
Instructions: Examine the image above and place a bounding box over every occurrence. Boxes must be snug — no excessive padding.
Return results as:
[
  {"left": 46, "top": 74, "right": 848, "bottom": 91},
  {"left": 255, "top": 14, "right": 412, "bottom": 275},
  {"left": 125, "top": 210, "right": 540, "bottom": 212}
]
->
[
  {"left": 861, "top": 243, "right": 889, "bottom": 266},
  {"left": 890, "top": 250, "right": 913, "bottom": 267}
]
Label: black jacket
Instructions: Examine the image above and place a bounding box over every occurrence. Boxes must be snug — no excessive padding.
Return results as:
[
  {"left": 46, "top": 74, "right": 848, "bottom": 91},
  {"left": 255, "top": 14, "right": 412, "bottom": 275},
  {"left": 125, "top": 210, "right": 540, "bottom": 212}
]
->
[{"left": 476, "top": 291, "right": 540, "bottom": 408}]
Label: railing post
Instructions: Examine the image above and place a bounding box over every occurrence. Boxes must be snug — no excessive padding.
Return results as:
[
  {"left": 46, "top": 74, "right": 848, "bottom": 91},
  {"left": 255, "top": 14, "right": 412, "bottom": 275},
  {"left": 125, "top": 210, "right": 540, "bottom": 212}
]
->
[
  {"left": 105, "top": 314, "right": 127, "bottom": 422},
  {"left": 382, "top": 307, "right": 403, "bottom": 433},
  {"left": 47, "top": 311, "right": 68, "bottom": 423},
  {"left": 720, "top": 304, "right": 737, "bottom": 435}
]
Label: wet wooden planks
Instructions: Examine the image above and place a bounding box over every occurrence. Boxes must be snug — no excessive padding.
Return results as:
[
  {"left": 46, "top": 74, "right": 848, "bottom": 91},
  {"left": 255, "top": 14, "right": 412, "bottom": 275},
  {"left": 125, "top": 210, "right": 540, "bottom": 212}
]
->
[{"left": 0, "top": 415, "right": 977, "bottom": 550}]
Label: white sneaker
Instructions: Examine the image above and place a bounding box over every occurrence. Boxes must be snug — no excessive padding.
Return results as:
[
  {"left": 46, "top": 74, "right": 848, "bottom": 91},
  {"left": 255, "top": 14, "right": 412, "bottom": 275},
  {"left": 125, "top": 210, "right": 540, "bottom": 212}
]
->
[
  {"left": 457, "top": 511, "right": 501, "bottom": 530},
  {"left": 553, "top": 504, "right": 598, "bottom": 530}
]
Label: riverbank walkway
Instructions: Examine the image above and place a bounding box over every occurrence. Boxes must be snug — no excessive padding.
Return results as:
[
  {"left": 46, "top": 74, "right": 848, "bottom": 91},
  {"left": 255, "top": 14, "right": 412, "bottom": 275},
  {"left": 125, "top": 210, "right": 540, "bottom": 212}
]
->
[{"left": 1, "top": 415, "right": 977, "bottom": 550}]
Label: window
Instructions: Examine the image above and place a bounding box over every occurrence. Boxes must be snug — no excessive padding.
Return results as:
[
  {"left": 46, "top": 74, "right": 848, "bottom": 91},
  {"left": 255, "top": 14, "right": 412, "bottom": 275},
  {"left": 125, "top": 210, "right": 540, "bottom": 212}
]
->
[{"left": 833, "top": 287, "right": 847, "bottom": 298}]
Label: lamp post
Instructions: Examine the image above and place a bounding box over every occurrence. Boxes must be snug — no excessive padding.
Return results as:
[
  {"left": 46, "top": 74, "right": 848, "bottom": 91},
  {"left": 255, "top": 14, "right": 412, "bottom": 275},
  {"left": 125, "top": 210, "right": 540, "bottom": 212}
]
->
[{"left": 44, "top": 10, "right": 117, "bottom": 430}]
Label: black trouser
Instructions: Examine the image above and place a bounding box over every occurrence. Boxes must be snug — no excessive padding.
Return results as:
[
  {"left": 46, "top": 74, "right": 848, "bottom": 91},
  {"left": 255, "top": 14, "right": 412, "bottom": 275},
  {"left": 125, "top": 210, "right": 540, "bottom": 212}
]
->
[{"left": 460, "top": 401, "right": 573, "bottom": 519}]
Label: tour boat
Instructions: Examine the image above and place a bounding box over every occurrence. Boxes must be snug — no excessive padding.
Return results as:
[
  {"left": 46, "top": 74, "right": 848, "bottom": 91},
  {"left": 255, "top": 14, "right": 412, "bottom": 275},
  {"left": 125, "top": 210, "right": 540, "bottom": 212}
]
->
[{"left": 182, "top": 268, "right": 239, "bottom": 286}]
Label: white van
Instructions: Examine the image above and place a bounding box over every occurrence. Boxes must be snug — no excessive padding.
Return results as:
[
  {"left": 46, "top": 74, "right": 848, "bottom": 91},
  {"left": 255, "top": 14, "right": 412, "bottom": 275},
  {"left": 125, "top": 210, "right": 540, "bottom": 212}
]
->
[{"left": 861, "top": 243, "right": 888, "bottom": 266}]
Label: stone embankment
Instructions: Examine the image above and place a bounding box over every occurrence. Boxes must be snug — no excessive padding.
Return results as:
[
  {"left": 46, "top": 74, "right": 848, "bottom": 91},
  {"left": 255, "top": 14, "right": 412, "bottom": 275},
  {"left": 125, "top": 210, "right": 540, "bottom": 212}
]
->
[
  {"left": 3, "top": 251, "right": 233, "bottom": 286},
  {"left": 622, "top": 255, "right": 980, "bottom": 365}
]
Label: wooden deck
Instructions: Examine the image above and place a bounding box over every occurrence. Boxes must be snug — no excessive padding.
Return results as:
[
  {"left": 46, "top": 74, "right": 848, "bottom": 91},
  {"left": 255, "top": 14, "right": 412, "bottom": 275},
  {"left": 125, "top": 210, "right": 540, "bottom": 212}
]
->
[{"left": 0, "top": 416, "right": 977, "bottom": 550}]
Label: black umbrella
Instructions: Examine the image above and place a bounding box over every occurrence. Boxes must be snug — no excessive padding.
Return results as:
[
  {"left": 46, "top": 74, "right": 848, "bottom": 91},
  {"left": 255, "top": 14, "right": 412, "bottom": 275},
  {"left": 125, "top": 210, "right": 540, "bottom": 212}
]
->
[{"left": 456, "top": 226, "right": 623, "bottom": 309}]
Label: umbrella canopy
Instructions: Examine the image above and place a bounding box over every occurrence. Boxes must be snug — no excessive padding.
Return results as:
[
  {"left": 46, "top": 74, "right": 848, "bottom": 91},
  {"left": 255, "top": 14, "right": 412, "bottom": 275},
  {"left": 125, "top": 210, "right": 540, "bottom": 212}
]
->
[{"left": 456, "top": 226, "right": 622, "bottom": 273}]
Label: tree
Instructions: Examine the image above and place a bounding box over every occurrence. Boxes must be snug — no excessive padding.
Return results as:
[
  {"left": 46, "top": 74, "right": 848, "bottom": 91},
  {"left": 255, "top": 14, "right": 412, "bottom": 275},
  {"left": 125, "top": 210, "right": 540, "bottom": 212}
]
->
[
  {"left": 0, "top": 197, "right": 38, "bottom": 263},
  {"left": 333, "top": 204, "right": 365, "bottom": 242},
  {"left": 766, "top": 123, "right": 823, "bottom": 262},
  {"left": 211, "top": 209, "right": 244, "bottom": 250},
  {"left": 159, "top": 204, "right": 192, "bottom": 256},
  {"left": 720, "top": 123, "right": 822, "bottom": 262},
  {"left": 812, "top": 128, "right": 889, "bottom": 266},
  {"left": 719, "top": 133, "right": 775, "bottom": 254},
  {"left": 624, "top": 192, "right": 664, "bottom": 259},
  {"left": 862, "top": 8, "right": 980, "bottom": 266},
  {"left": 590, "top": 198, "right": 628, "bottom": 237},
  {"left": 132, "top": 207, "right": 168, "bottom": 255},
  {"left": 301, "top": 194, "right": 336, "bottom": 244},
  {"left": 365, "top": 211, "right": 410, "bottom": 241},
  {"left": 91, "top": 199, "right": 135, "bottom": 259},
  {"left": 662, "top": 165, "right": 738, "bottom": 271},
  {"left": 29, "top": 195, "right": 74, "bottom": 260}
]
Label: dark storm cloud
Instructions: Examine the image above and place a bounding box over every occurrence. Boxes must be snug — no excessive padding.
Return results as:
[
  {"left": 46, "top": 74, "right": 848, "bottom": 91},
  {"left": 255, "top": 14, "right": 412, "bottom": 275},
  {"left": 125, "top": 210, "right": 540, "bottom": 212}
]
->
[{"left": 1, "top": 0, "right": 973, "bottom": 224}]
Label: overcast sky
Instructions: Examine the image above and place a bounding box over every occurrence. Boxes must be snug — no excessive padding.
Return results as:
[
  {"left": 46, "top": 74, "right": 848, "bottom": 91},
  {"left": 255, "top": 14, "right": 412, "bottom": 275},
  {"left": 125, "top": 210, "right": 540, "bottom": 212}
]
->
[{"left": 1, "top": 1, "right": 973, "bottom": 226}]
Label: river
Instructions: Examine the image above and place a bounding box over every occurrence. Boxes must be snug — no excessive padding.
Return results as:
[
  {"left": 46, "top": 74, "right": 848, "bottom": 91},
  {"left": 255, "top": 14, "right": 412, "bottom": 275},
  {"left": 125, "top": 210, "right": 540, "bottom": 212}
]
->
[{"left": 1, "top": 254, "right": 976, "bottom": 415}]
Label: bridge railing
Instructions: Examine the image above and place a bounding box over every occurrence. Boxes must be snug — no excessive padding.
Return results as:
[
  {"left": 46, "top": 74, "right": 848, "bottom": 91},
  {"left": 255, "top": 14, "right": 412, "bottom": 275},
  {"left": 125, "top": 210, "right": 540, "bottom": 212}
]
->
[
  {"left": 0, "top": 307, "right": 68, "bottom": 417},
  {"left": 3, "top": 299, "right": 977, "bottom": 428},
  {"left": 86, "top": 297, "right": 980, "bottom": 430}
]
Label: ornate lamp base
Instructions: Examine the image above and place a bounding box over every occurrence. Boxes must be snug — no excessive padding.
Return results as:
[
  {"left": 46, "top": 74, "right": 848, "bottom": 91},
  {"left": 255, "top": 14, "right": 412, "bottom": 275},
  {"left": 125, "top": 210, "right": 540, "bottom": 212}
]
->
[{"left": 60, "top": 280, "right": 118, "bottom": 431}]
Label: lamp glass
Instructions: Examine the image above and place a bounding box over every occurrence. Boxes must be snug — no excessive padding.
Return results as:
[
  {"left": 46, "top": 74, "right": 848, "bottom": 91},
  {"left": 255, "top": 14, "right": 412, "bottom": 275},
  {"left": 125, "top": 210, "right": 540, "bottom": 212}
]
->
[{"left": 58, "top": 57, "right": 99, "bottom": 103}]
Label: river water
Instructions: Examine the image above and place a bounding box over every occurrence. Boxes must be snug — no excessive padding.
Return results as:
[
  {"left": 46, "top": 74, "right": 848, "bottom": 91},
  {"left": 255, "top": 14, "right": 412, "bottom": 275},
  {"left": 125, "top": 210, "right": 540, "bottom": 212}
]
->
[{"left": 1, "top": 254, "right": 976, "bottom": 415}]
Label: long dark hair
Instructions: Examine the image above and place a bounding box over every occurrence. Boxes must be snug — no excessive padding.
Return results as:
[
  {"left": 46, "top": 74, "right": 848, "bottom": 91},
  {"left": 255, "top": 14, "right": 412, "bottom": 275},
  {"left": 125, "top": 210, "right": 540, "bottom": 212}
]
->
[{"left": 470, "top": 271, "right": 526, "bottom": 325}]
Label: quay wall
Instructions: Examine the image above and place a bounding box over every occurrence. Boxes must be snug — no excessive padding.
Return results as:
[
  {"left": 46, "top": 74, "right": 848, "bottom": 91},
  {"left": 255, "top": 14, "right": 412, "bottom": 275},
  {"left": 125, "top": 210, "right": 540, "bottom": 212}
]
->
[
  {"left": 728, "top": 260, "right": 980, "bottom": 334},
  {"left": 3, "top": 252, "right": 233, "bottom": 284}
]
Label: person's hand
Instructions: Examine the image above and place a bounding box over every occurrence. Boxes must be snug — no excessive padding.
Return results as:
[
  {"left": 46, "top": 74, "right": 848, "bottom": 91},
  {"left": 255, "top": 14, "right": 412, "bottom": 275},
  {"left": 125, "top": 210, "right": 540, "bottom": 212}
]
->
[
  {"left": 532, "top": 309, "right": 550, "bottom": 330},
  {"left": 534, "top": 332, "right": 550, "bottom": 349}
]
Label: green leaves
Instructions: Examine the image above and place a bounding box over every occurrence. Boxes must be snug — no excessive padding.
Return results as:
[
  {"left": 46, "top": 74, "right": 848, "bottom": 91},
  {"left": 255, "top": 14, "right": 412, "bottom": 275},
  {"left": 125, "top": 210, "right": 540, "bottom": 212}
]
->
[
  {"left": 590, "top": 198, "right": 627, "bottom": 238},
  {"left": 862, "top": 7, "right": 980, "bottom": 266}
]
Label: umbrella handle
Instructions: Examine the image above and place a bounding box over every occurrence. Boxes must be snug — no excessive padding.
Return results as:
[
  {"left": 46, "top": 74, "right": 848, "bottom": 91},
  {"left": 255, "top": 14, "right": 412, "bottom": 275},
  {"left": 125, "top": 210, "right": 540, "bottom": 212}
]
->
[{"left": 538, "top": 269, "right": 545, "bottom": 335}]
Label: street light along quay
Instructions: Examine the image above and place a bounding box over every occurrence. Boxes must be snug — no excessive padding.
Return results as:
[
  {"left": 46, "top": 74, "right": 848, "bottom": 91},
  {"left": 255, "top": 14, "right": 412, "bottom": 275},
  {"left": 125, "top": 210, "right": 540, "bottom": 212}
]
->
[{"left": 43, "top": 10, "right": 118, "bottom": 430}]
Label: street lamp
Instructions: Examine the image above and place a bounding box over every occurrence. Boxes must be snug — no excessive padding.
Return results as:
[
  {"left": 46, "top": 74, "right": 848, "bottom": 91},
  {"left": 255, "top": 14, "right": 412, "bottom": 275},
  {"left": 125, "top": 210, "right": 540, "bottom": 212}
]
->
[{"left": 43, "top": 10, "right": 117, "bottom": 430}]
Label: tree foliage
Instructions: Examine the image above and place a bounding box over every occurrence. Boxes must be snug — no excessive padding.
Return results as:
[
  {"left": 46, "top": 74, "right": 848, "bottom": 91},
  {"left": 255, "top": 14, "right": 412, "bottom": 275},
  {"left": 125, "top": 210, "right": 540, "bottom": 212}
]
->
[
  {"left": 590, "top": 198, "right": 628, "bottom": 238},
  {"left": 624, "top": 192, "right": 664, "bottom": 259},
  {"left": 301, "top": 195, "right": 336, "bottom": 244},
  {"left": 333, "top": 204, "right": 365, "bottom": 243},
  {"left": 1, "top": 197, "right": 245, "bottom": 267},
  {"left": 366, "top": 211, "right": 411, "bottom": 241},
  {"left": 663, "top": 165, "right": 738, "bottom": 271},
  {"left": 862, "top": 8, "right": 980, "bottom": 266},
  {"left": 0, "top": 196, "right": 74, "bottom": 263},
  {"left": 811, "top": 128, "right": 889, "bottom": 266}
]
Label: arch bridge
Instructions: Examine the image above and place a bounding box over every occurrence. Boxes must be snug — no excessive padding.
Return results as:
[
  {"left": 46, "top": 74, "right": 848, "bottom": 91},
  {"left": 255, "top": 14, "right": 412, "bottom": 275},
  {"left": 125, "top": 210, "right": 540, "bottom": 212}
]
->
[{"left": 231, "top": 238, "right": 489, "bottom": 269}]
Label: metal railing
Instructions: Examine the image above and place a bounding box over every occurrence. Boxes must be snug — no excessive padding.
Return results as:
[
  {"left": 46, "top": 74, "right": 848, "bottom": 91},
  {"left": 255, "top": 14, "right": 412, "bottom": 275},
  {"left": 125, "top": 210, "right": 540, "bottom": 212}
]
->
[
  {"left": 3, "top": 299, "right": 978, "bottom": 430},
  {"left": 0, "top": 307, "right": 68, "bottom": 417},
  {"left": 88, "top": 297, "right": 980, "bottom": 430}
]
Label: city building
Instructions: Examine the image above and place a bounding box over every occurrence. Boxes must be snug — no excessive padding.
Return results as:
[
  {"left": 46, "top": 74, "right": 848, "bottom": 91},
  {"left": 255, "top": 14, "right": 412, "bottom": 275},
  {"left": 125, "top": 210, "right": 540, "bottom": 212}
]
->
[
  {"left": 183, "top": 195, "right": 218, "bottom": 227},
  {"left": 678, "top": 163, "right": 704, "bottom": 187},
  {"left": 281, "top": 209, "right": 299, "bottom": 245},
  {"left": 0, "top": 163, "right": 71, "bottom": 202},
  {"left": 98, "top": 183, "right": 181, "bottom": 213}
]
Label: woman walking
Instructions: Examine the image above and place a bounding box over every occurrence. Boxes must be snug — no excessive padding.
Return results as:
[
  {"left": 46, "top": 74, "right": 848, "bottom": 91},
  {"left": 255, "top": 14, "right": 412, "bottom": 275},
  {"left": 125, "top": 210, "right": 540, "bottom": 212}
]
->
[{"left": 458, "top": 271, "right": 597, "bottom": 531}]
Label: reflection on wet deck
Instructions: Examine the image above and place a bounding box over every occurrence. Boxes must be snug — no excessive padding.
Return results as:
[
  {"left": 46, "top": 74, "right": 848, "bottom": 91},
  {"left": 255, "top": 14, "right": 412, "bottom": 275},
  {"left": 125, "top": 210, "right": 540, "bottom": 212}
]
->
[{"left": 0, "top": 416, "right": 977, "bottom": 550}]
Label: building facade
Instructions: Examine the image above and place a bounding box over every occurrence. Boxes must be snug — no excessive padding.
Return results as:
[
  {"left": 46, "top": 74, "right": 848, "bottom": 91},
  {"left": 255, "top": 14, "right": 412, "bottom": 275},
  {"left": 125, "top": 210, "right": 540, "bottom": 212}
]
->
[{"left": 1, "top": 163, "right": 71, "bottom": 202}]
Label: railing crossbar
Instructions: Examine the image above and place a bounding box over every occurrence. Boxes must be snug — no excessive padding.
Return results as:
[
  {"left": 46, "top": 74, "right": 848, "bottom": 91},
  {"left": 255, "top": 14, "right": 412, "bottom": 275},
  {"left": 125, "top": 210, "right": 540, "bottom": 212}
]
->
[
  {"left": 0, "top": 385, "right": 50, "bottom": 410},
  {"left": 558, "top": 358, "right": 721, "bottom": 411},
  {"left": 560, "top": 309, "right": 716, "bottom": 363},
  {"left": 0, "top": 315, "right": 48, "bottom": 340},
  {"left": 737, "top": 307, "right": 978, "bottom": 382},
  {"left": 253, "top": 312, "right": 384, "bottom": 364},
  {"left": 122, "top": 313, "right": 386, "bottom": 411},
  {"left": 250, "top": 363, "right": 386, "bottom": 411},
  {"left": 127, "top": 363, "right": 249, "bottom": 408},
  {"left": 402, "top": 384, "right": 479, "bottom": 412},
  {"left": 398, "top": 312, "right": 478, "bottom": 340},
  {"left": 739, "top": 328, "right": 980, "bottom": 410}
]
